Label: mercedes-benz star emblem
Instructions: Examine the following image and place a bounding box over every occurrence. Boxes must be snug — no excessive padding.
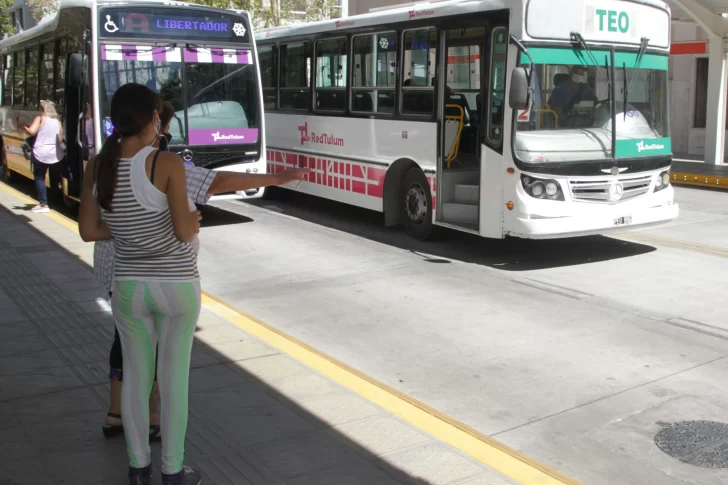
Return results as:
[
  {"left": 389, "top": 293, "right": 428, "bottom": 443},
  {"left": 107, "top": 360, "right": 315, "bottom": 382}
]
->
[
  {"left": 179, "top": 149, "right": 193, "bottom": 162},
  {"left": 608, "top": 183, "right": 624, "bottom": 202}
]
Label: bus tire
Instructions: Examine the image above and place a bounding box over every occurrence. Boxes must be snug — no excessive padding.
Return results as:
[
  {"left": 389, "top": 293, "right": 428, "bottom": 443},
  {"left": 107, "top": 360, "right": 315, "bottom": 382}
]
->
[{"left": 401, "top": 167, "right": 433, "bottom": 240}]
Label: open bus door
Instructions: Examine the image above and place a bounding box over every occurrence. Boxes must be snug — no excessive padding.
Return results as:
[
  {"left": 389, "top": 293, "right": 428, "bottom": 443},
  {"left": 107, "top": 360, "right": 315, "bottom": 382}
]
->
[{"left": 61, "top": 29, "right": 89, "bottom": 207}]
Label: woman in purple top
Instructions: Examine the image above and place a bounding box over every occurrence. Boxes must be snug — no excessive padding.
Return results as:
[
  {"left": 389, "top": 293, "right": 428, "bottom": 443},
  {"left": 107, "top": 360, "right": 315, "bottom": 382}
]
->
[{"left": 23, "top": 100, "right": 64, "bottom": 213}]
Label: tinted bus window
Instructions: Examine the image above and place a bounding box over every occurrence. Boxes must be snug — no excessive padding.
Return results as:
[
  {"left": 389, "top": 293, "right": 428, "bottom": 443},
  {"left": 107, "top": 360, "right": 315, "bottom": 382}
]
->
[
  {"left": 315, "top": 37, "right": 347, "bottom": 111},
  {"left": 40, "top": 42, "right": 55, "bottom": 102},
  {"left": 280, "top": 42, "right": 311, "bottom": 110},
  {"left": 26, "top": 47, "right": 39, "bottom": 109},
  {"left": 13, "top": 51, "right": 24, "bottom": 108},
  {"left": 259, "top": 45, "right": 277, "bottom": 110},
  {"left": 402, "top": 28, "right": 437, "bottom": 115},
  {"left": 352, "top": 32, "right": 396, "bottom": 114}
]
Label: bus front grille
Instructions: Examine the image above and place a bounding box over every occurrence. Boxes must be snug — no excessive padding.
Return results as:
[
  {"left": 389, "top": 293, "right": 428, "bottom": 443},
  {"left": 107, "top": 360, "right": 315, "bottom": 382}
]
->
[{"left": 568, "top": 175, "right": 653, "bottom": 203}]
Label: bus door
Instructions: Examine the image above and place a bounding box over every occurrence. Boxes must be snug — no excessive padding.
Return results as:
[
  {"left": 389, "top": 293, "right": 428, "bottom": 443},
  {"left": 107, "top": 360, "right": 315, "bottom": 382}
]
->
[
  {"left": 61, "top": 28, "right": 90, "bottom": 205},
  {"left": 437, "top": 27, "right": 486, "bottom": 230}
]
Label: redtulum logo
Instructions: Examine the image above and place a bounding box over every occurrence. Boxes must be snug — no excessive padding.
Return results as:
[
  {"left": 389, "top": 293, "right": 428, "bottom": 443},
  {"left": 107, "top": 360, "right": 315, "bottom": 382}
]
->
[
  {"left": 298, "top": 122, "right": 344, "bottom": 147},
  {"left": 336, "top": 20, "right": 355, "bottom": 28},
  {"left": 212, "top": 132, "right": 246, "bottom": 142},
  {"left": 409, "top": 9, "right": 435, "bottom": 19}
]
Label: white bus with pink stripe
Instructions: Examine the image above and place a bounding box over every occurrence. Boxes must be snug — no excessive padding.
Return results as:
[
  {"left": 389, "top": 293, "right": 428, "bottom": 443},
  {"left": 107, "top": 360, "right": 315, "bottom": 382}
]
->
[
  {"left": 256, "top": 0, "right": 679, "bottom": 240},
  {"left": 0, "top": 0, "right": 266, "bottom": 203}
]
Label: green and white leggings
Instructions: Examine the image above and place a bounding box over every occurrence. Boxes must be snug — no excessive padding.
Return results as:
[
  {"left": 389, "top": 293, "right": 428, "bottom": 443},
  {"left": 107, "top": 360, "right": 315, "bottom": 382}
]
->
[{"left": 112, "top": 280, "right": 201, "bottom": 474}]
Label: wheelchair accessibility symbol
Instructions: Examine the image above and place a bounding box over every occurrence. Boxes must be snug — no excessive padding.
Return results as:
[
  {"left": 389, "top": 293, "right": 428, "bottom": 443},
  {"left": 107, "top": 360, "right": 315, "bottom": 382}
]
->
[{"left": 104, "top": 15, "right": 119, "bottom": 33}]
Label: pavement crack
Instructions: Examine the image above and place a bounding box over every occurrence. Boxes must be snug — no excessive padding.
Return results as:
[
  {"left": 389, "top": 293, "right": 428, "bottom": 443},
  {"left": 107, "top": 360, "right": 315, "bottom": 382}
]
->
[{"left": 491, "top": 354, "right": 728, "bottom": 439}]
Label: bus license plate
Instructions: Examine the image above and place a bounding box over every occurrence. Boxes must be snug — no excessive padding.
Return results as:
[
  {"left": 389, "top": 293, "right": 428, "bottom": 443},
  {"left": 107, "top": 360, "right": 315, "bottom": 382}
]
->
[{"left": 614, "top": 216, "right": 632, "bottom": 226}]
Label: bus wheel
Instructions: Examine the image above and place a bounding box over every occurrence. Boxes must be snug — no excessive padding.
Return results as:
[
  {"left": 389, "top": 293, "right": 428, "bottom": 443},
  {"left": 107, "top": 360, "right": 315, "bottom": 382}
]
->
[{"left": 401, "top": 167, "right": 433, "bottom": 240}]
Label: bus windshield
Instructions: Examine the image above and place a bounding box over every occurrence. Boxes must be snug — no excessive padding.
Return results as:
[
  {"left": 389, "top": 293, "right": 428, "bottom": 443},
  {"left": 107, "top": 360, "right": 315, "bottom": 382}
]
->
[
  {"left": 514, "top": 48, "right": 670, "bottom": 163},
  {"left": 100, "top": 45, "right": 260, "bottom": 147}
]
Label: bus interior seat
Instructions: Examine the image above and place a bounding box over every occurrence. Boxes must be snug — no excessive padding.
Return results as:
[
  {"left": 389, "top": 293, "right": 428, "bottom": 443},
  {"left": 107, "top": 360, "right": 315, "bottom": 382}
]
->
[
  {"left": 377, "top": 91, "right": 395, "bottom": 113},
  {"left": 316, "top": 90, "right": 344, "bottom": 111},
  {"left": 553, "top": 73, "right": 570, "bottom": 88},
  {"left": 352, "top": 91, "right": 373, "bottom": 112}
]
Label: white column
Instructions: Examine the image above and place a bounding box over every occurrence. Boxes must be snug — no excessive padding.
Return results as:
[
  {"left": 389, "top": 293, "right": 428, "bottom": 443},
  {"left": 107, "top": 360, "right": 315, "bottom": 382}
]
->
[{"left": 703, "top": 37, "right": 728, "bottom": 164}]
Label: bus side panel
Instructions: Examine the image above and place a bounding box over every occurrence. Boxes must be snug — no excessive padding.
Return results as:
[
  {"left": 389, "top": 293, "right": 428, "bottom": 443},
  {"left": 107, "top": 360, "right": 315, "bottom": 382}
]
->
[
  {"left": 2, "top": 106, "right": 41, "bottom": 179},
  {"left": 264, "top": 112, "right": 437, "bottom": 211}
]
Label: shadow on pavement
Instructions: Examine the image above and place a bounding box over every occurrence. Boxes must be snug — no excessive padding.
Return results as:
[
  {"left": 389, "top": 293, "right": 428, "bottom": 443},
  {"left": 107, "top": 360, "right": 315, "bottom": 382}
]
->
[
  {"left": 0, "top": 202, "right": 462, "bottom": 485},
  {"left": 242, "top": 188, "right": 657, "bottom": 272}
]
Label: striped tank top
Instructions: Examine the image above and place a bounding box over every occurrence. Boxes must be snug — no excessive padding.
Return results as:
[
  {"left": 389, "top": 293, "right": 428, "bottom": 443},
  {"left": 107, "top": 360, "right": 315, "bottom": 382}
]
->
[{"left": 100, "top": 146, "right": 199, "bottom": 283}]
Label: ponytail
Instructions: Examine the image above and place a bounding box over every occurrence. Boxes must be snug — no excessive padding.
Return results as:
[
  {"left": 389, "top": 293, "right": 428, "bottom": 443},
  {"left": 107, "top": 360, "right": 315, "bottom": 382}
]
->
[
  {"left": 95, "top": 131, "right": 122, "bottom": 211},
  {"left": 93, "top": 83, "right": 161, "bottom": 211}
]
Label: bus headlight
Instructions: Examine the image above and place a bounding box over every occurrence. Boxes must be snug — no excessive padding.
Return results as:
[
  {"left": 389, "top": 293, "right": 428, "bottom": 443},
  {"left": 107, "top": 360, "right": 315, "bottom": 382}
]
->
[
  {"left": 654, "top": 171, "right": 670, "bottom": 192},
  {"left": 521, "top": 175, "right": 564, "bottom": 201}
]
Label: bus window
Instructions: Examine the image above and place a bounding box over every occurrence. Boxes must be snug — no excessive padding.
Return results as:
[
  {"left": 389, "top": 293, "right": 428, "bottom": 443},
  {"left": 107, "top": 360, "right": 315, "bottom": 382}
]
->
[
  {"left": 315, "top": 38, "right": 347, "bottom": 112},
  {"left": 13, "top": 51, "right": 24, "bottom": 108},
  {"left": 401, "top": 28, "right": 437, "bottom": 116},
  {"left": 55, "top": 39, "right": 67, "bottom": 112},
  {"left": 26, "top": 47, "right": 39, "bottom": 109},
  {"left": 280, "top": 42, "right": 311, "bottom": 110},
  {"left": 259, "top": 45, "right": 277, "bottom": 110},
  {"left": 1, "top": 56, "right": 11, "bottom": 107},
  {"left": 486, "top": 27, "right": 507, "bottom": 147},
  {"left": 40, "top": 43, "right": 54, "bottom": 103},
  {"left": 352, "top": 32, "right": 396, "bottom": 114}
]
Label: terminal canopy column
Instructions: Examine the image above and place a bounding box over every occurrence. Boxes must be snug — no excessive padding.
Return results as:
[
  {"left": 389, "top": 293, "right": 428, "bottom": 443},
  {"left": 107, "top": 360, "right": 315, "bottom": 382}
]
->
[{"left": 704, "top": 38, "right": 728, "bottom": 165}]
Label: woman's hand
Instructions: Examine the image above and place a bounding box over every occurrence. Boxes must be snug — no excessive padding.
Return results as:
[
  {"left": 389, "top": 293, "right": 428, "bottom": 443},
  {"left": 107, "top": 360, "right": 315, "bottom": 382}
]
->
[
  {"left": 278, "top": 168, "right": 311, "bottom": 184},
  {"left": 191, "top": 210, "right": 202, "bottom": 234}
]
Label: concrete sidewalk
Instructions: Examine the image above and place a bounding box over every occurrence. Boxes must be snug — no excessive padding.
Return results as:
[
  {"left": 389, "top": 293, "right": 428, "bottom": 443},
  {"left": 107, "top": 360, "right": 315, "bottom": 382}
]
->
[{"left": 0, "top": 187, "right": 519, "bottom": 485}]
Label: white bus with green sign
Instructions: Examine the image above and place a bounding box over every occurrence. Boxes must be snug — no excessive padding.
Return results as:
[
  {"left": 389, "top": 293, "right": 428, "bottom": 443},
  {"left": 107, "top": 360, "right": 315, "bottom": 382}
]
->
[{"left": 256, "top": 0, "right": 677, "bottom": 240}]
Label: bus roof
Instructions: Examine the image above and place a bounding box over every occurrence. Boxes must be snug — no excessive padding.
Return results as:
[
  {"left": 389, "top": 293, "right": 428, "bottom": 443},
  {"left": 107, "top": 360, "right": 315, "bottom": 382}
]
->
[
  {"left": 0, "top": 0, "right": 251, "bottom": 50},
  {"left": 256, "top": 0, "right": 670, "bottom": 41}
]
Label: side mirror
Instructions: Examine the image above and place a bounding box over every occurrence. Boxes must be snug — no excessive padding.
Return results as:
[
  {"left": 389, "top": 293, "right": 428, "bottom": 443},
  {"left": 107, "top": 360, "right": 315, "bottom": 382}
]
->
[
  {"left": 68, "top": 53, "right": 87, "bottom": 87},
  {"left": 509, "top": 67, "right": 531, "bottom": 110}
]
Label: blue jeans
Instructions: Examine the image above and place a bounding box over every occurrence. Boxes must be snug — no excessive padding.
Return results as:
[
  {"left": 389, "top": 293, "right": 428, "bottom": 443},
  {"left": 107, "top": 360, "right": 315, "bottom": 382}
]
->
[{"left": 33, "top": 160, "right": 60, "bottom": 205}]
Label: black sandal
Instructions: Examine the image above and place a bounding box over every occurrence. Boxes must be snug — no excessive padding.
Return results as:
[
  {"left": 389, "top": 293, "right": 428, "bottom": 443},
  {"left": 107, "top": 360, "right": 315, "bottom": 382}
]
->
[
  {"left": 102, "top": 412, "right": 123, "bottom": 438},
  {"left": 102, "top": 413, "right": 162, "bottom": 441}
]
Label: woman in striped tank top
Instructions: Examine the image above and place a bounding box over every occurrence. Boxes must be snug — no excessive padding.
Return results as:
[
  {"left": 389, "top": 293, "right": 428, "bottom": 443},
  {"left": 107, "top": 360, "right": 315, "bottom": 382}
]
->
[{"left": 79, "top": 84, "right": 203, "bottom": 485}]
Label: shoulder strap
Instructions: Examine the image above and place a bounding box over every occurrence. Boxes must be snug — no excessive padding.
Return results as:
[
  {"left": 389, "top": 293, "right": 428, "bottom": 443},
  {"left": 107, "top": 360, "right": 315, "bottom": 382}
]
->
[{"left": 150, "top": 149, "right": 161, "bottom": 184}]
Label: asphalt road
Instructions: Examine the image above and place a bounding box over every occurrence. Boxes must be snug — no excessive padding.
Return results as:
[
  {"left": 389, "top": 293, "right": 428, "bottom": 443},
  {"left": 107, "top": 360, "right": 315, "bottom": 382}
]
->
[{"left": 200, "top": 185, "right": 728, "bottom": 485}]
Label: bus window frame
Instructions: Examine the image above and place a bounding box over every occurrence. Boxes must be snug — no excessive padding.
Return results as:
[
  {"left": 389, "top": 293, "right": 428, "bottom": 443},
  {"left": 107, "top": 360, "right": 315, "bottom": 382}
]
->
[
  {"left": 259, "top": 44, "right": 278, "bottom": 111},
  {"left": 399, "top": 26, "right": 438, "bottom": 120},
  {"left": 279, "top": 39, "right": 312, "bottom": 112},
  {"left": 485, "top": 26, "right": 508, "bottom": 151},
  {"left": 12, "top": 51, "right": 24, "bottom": 109},
  {"left": 350, "top": 30, "right": 397, "bottom": 117},
  {"left": 314, "top": 36, "right": 348, "bottom": 114}
]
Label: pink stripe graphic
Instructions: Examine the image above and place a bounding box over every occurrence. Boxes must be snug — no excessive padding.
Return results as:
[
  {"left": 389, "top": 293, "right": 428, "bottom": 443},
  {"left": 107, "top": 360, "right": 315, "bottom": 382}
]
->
[
  {"left": 210, "top": 48, "right": 225, "bottom": 64},
  {"left": 183, "top": 47, "right": 199, "bottom": 63},
  {"left": 121, "top": 45, "right": 138, "bottom": 61}
]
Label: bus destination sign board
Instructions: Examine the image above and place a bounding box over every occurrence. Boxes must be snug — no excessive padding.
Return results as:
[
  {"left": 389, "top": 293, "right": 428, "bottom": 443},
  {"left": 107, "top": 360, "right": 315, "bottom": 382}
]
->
[{"left": 99, "top": 8, "right": 251, "bottom": 43}]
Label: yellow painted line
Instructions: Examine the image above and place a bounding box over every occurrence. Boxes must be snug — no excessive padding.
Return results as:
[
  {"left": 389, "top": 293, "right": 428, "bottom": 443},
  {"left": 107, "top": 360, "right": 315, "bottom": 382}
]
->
[
  {"left": 618, "top": 231, "right": 728, "bottom": 259},
  {"left": 201, "top": 292, "right": 580, "bottom": 485},
  {"left": 0, "top": 179, "right": 580, "bottom": 485},
  {"left": 0, "top": 181, "right": 80, "bottom": 233},
  {"left": 671, "top": 171, "right": 728, "bottom": 190}
]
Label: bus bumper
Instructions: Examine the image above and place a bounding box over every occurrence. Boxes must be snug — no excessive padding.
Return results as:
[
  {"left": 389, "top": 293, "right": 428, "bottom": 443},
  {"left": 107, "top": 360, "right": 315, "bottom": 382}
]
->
[{"left": 509, "top": 200, "right": 679, "bottom": 239}]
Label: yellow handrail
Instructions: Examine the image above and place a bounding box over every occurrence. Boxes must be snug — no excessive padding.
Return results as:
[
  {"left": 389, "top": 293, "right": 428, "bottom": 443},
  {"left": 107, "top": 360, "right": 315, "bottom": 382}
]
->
[{"left": 445, "top": 104, "right": 464, "bottom": 169}]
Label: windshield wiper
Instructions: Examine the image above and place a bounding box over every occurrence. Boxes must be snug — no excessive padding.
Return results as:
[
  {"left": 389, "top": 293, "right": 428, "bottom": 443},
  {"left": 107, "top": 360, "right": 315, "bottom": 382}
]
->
[
  {"left": 626, "top": 37, "right": 649, "bottom": 104},
  {"left": 623, "top": 62, "right": 628, "bottom": 120},
  {"left": 570, "top": 32, "right": 607, "bottom": 80}
]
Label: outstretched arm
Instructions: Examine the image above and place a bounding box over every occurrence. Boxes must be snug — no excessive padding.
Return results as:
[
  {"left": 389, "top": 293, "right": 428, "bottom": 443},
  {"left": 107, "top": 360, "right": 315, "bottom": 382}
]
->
[{"left": 206, "top": 168, "right": 310, "bottom": 197}]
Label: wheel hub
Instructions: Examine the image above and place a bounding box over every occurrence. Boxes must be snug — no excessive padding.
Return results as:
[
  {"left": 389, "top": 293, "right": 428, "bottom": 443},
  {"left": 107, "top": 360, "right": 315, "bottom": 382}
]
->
[{"left": 405, "top": 184, "right": 427, "bottom": 224}]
